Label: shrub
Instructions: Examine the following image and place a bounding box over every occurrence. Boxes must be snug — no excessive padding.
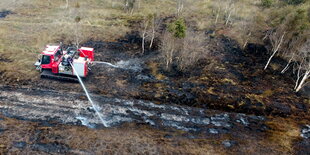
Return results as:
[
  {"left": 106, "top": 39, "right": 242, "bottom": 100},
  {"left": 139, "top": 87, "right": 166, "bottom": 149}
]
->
[
  {"left": 177, "top": 30, "right": 206, "bottom": 71},
  {"left": 75, "top": 16, "right": 81, "bottom": 23},
  {"left": 168, "top": 18, "right": 187, "bottom": 38},
  {"left": 261, "top": 0, "right": 274, "bottom": 8},
  {"left": 286, "top": 0, "right": 306, "bottom": 5}
]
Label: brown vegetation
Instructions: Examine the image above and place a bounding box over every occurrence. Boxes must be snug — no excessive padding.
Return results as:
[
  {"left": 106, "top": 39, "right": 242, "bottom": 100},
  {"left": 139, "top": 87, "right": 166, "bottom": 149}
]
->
[{"left": 0, "top": 0, "right": 309, "bottom": 154}]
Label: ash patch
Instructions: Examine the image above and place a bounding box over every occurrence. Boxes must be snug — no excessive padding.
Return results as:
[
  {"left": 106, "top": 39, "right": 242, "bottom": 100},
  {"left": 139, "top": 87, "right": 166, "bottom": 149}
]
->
[
  {"left": 0, "top": 128, "right": 5, "bottom": 133},
  {"left": 222, "top": 140, "right": 236, "bottom": 148},
  {"left": 301, "top": 125, "right": 310, "bottom": 139},
  {"left": 0, "top": 56, "right": 12, "bottom": 63},
  {"left": 13, "top": 141, "right": 27, "bottom": 149},
  {"left": 31, "top": 142, "right": 70, "bottom": 154},
  {"left": 0, "top": 10, "right": 12, "bottom": 18}
]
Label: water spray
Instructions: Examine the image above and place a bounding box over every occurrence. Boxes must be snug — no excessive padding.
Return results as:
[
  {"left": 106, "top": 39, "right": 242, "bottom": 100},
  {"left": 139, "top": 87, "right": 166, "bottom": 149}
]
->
[
  {"left": 92, "top": 61, "right": 119, "bottom": 68},
  {"left": 70, "top": 62, "right": 108, "bottom": 127}
]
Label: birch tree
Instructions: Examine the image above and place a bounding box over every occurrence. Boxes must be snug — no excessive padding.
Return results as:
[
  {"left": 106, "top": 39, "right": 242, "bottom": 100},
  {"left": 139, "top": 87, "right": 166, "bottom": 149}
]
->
[
  {"left": 161, "top": 32, "right": 175, "bottom": 70},
  {"left": 294, "top": 39, "right": 309, "bottom": 92},
  {"left": 264, "top": 8, "right": 309, "bottom": 91},
  {"left": 264, "top": 30, "right": 286, "bottom": 70},
  {"left": 140, "top": 13, "right": 162, "bottom": 53},
  {"left": 161, "top": 18, "right": 186, "bottom": 70},
  {"left": 66, "top": 0, "right": 69, "bottom": 8},
  {"left": 124, "top": 0, "right": 136, "bottom": 14},
  {"left": 141, "top": 16, "right": 149, "bottom": 54},
  {"left": 265, "top": 8, "right": 308, "bottom": 70},
  {"left": 177, "top": 0, "right": 184, "bottom": 16},
  {"left": 149, "top": 14, "right": 162, "bottom": 49},
  {"left": 177, "top": 30, "right": 206, "bottom": 71},
  {"left": 224, "top": 2, "right": 235, "bottom": 26},
  {"left": 211, "top": 0, "right": 236, "bottom": 25}
]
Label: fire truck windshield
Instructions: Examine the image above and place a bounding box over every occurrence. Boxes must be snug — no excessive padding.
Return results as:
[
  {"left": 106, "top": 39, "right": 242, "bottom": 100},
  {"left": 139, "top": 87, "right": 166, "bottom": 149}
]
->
[{"left": 41, "top": 55, "right": 51, "bottom": 64}]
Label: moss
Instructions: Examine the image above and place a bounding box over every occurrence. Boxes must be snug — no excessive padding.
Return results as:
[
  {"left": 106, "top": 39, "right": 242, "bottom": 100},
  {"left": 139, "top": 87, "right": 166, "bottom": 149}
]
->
[
  {"left": 262, "top": 89, "right": 274, "bottom": 97},
  {"left": 245, "top": 94, "right": 265, "bottom": 104},
  {"left": 227, "top": 104, "right": 235, "bottom": 109},
  {"left": 207, "top": 87, "right": 217, "bottom": 95},
  {"left": 215, "top": 66, "right": 226, "bottom": 70},
  {"left": 222, "top": 78, "right": 237, "bottom": 85},
  {"left": 270, "top": 63, "right": 281, "bottom": 71},
  {"left": 148, "top": 62, "right": 166, "bottom": 80},
  {"left": 199, "top": 76, "right": 209, "bottom": 81}
]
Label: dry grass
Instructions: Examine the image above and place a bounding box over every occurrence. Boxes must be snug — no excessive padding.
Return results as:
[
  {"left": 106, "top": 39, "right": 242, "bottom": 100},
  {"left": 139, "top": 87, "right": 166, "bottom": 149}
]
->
[
  {"left": 1, "top": 115, "right": 302, "bottom": 154},
  {"left": 0, "top": 116, "right": 224, "bottom": 154},
  {"left": 0, "top": 0, "right": 130, "bottom": 83},
  {"left": 0, "top": 0, "right": 182, "bottom": 83},
  {"left": 265, "top": 117, "right": 301, "bottom": 153},
  {"left": 0, "top": 0, "right": 268, "bottom": 83}
]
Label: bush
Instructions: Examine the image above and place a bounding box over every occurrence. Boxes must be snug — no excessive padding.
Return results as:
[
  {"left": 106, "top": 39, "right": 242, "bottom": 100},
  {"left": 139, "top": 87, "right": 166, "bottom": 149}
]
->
[
  {"left": 168, "top": 18, "right": 187, "bottom": 39},
  {"left": 286, "top": 0, "right": 306, "bottom": 5},
  {"left": 261, "top": 0, "right": 274, "bottom": 8},
  {"left": 75, "top": 16, "right": 81, "bottom": 23},
  {"left": 177, "top": 30, "right": 206, "bottom": 71}
]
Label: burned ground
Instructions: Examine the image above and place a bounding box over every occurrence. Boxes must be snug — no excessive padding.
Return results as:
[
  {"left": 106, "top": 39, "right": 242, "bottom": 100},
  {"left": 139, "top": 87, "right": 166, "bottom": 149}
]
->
[
  {"left": 0, "top": 0, "right": 309, "bottom": 154},
  {"left": 0, "top": 32, "right": 307, "bottom": 154}
]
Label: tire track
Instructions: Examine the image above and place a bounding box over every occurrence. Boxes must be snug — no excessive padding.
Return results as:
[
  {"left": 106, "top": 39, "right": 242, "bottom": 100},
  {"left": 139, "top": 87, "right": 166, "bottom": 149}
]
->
[{"left": 0, "top": 86, "right": 268, "bottom": 134}]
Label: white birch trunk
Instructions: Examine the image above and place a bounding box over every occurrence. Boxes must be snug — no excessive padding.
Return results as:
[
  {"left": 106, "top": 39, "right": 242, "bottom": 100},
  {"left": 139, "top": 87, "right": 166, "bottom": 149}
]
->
[
  {"left": 225, "top": 10, "right": 231, "bottom": 26},
  {"left": 149, "top": 17, "right": 155, "bottom": 49},
  {"left": 66, "top": 0, "right": 69, "bottom": 9},
  {"left": 281, "top": 56, "right": 294, "bottom": 73},
  {"left": 142, "top": 21, "right": 148, "bottom": 53},
  {"left": 296, "top": 70, "right": 309, "bottom": 92},
  {"left": 264, "top": 33, "right": 285, "bottom": 70},
  {"left": 215, "top": 8, "right": 220, "bottom": 24}
]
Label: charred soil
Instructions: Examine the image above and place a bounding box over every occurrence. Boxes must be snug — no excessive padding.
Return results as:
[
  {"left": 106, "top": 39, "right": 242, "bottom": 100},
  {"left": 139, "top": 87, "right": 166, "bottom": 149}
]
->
[{"left": 0, "top": 32, "right": 309, "bottom": 154}]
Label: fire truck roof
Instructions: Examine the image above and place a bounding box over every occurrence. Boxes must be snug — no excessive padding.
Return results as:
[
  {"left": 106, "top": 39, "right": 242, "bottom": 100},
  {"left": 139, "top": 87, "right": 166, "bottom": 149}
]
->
[{"left": 41, "top": 45, "right": 60, "bottom": 56}]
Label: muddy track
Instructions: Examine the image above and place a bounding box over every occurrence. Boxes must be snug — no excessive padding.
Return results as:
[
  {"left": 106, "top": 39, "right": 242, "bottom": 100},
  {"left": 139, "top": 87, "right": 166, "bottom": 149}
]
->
[{"left": 0, "top": 85, "right": 267, "bottom": 135}]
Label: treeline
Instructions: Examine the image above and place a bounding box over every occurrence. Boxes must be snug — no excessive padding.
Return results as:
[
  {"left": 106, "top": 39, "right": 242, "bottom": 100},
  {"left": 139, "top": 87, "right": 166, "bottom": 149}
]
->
[
  {"left": 261, "top": 0, "right": 309, "bottom": 92},
  {"left": 105, "top": 0, "right": 310, "bottom": 91}
]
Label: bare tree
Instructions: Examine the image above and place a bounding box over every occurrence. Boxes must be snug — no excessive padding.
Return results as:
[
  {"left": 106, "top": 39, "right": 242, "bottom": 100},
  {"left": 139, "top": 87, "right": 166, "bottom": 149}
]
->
[
  {"left": 263, "top": 8, "right": 310, "bottom": 92},
  {"left": 264, "top": 30, "right": 286, "bottom": 70},
  {"left": 140, "top": 14, "right": 162, "bottom": 53},
  {"left": 74, "top": 16, "right": 81, "bottom": 49},
  {"left": 211, "top": 0, "right": 236, "bottom": 26},
  {"left": 149, "top": 15, "right": 156, "bottom": 49},
  {"left": 242, "top": 32, "right": 251, "bottom": 49},
  {"left": 177, "top": 30, "right": 207, "bottom": 71},
  {"left": 124, "top": 0, "right": 136, "bottom": 14},
  {"left": 137, "top": 0, "right": 141, "bottom": 9},
  {"left": 280, "top": 35, "right": 306, "bottom": 73},
  {"left": 214, "top": 6, "right": 221, "bottom": 24},
  {"left": 71, "top": 1, "right": 81, "bottom": 48},
  {"left": 225, "top": 2, "right": 235, "bottom": 26},
  {"left": 294, "top": 39, "right": 310, "bottom": 92},
  {"left": 66, "top": 0, "right": 69, "bottom": 8},
  {"left": 177, "top": 0, "right": 184, "bottom": 16},
  {"left": 141, "top": 17, "right": 149, "bottom": 54},
  {"left": 238, "top": 17, "right": 254, "bottom": 50},
  {"left": 281, "top": 52, "right": 295, "bottom": 73},
  {"left": 161, "top": 32, "right": 176, "bottom": 70},
  {"left": 47, "top": 0, "right": 51, "bottom": 6},
  {"left": 149, "top": 14, "right": 162, "bottom": 49}
]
